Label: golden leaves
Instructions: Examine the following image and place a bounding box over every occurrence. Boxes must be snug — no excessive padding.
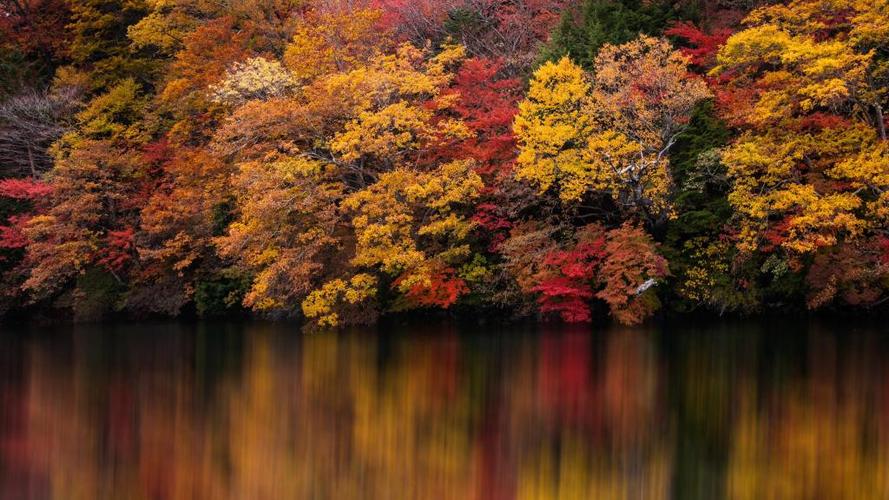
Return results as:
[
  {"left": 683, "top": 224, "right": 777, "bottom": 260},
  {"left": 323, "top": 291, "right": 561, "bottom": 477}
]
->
[
  {"left": 214, "top": 153, "right": 342, "bottom": 313},
  {"left": 342, "top": 160, "right": 482, "bottom": 276},
  {"left": 302, "top": 274, "right": 378, "bottom": 327},
  {"left": 210, "top": 58, "right": 297, "bottom": 106},
  {"left": 283, "top": 8, "right": 386, "bottom": 82},
  {"left": 714, "top": 0, "right": 889, "bottom": 256},
  {"left": 513, "top": 57, "right": 594, "bottom": 196},
  {"left": 514, "top": 37, "right": 709, "bottom": 219}
]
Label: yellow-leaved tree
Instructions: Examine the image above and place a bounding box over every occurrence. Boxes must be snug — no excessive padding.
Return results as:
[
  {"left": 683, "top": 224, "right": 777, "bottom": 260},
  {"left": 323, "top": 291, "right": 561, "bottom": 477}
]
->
[
  {"left": 302, "top": 160, "right": 484, "bottom": 327},
  {"left": 712, "top": 0, "right": 889, "bottom": 307},
  {"left": 208, "top": 6, "right": 482, "bottom": 325},
  {"left": 514, "top": 35, "right": 710, "bottom": 223}
]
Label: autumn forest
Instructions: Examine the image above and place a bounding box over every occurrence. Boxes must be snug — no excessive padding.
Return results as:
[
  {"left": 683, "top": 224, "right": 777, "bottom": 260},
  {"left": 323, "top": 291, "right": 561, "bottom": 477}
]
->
[{"left": 1, "top": 0, "right": 888, "bottom": 326}]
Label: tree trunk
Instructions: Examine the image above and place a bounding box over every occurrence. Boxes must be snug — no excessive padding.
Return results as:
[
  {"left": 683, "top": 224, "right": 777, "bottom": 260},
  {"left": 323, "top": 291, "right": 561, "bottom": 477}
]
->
[{"left": 26, "top": 143, "right": 37, "bottom": 178}]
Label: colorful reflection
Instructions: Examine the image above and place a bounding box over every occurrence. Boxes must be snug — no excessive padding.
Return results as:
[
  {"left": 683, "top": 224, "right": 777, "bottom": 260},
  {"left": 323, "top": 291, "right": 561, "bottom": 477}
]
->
[{"left": 1, "top": 321, "right": 888, "bottom": 499}]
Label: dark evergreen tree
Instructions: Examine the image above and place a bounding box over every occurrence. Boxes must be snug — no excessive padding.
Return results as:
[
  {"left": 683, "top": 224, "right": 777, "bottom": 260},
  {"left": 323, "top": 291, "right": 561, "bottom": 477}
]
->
[
  {"left": 662, "top": 100, "right": 736, "bottom": 312},
  {"left": 540, "top": 0, "right": 702, "bottom": 69},
  {"left": 667, "top": 100, "right": 731, "bottom": 243}
]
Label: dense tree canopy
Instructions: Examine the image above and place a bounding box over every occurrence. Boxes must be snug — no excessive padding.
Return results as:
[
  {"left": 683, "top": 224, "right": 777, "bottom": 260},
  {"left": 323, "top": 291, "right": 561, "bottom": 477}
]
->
[{"left": 1, "top": 0, "right": 888, "bottom": 325}]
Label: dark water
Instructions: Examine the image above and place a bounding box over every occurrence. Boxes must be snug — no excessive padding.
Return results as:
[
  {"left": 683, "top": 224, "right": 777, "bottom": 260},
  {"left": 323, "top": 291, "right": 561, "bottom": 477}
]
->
[{"left": 1, "top": 320, "right": 888, "bottom": 499}]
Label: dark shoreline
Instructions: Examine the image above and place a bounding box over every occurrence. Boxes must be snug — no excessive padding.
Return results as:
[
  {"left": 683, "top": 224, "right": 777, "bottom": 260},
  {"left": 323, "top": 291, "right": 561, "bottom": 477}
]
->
[{"left": 3, "top": 307, "right": 887, "bottom": 332}]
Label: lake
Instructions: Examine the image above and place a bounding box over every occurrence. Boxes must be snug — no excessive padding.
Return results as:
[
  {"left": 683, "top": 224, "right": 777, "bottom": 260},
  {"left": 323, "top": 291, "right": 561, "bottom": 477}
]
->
[{"left": 1, "top": 319, "right": 887, "bottom": 499}]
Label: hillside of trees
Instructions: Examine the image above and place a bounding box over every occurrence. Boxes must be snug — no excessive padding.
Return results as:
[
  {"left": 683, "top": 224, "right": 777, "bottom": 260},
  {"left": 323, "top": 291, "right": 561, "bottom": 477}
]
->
[{"left": 0, "top": 0, "right": 887, "bottom": 326}]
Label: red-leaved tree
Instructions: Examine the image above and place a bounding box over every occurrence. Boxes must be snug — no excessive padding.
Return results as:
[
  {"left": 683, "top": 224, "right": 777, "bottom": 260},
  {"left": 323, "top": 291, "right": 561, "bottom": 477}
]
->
[
  {"left": 0, "top": 178, "right": 52, "bottom": 256},
  {"left": 532, "top": 223, "right": 669, "bottom": 325}
]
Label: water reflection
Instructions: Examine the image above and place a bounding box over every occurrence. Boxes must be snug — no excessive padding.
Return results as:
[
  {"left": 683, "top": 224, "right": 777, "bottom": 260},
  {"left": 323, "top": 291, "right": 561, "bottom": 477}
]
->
[{"left": 1, "top": 321, "right": 888, "bottom": 499}]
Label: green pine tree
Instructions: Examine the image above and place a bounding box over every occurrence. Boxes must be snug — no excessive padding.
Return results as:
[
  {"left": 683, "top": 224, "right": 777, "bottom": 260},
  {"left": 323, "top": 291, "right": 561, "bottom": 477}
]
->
[{"left": 540, "top": 0, "right": 701, "bottom": 69}]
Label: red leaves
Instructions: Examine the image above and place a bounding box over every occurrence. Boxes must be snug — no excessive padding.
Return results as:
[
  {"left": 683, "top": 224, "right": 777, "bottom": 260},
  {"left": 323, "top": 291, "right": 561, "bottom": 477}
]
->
[
  {"left": 121, "top": 138, "right": 172, "bottom": 211},
  {"left": 761, "top": 216, "right": 793, "bottom": 253},
  {"left": 404, "top": 267, "right": 468, "bottom": 309},
  {"left": 97, "top": 227, "right": 136, "bottom": 273},
  {"left": 531, "top": 224, "right": 668, "bottom": 325},
  {"left": 441, "top": 57, "right": 522, "bottom": 251},
  {"left": 543, "top": 231, "right": 607, "bottom": 280},
  {"left": 665, "top": 21, "right": 732, "bottom": 69},
  {"left": 532, "top": 225, "right": 606, "bottom": 324},
  {"left": 0, "top": 0, "right": 70, "bottom": 58},
  {"left": 0, "top": 216, "right": 30, "bottom": 250},
  {"left": 440, "top": 57, "right": 521, "bottom": 175},
  {"left": 472, "top": 203, "right": 512, "bottom": 232},
  {"left": 798, "top": 113, "right": 850, "bottom": 131},
  {"left": 141, "top": 138, "right": 173, "bottom": 166},
  {"left": 535, "top": 277, "right": 596, "bottom": 322},
  {"left": 713, "top": 85, "right": 757, "bottom": 127},
  {"left": 0, "top": 178, "right": 53, "bottom": 200},
  {"left": 0, "top": 178, "right": 52, "bottom": 257},
  {"left": 472, "top": 202, "right": 512, "bottom": 251},
  {"left": 666, "top": 21, "right": 737, "bottom": 127}
]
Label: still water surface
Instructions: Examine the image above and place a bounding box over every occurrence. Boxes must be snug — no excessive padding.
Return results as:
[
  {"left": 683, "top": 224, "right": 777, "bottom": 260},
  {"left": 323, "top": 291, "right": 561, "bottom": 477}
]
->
[{"left": 1, "top": 320, "right": 888, "bottom": 499}]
